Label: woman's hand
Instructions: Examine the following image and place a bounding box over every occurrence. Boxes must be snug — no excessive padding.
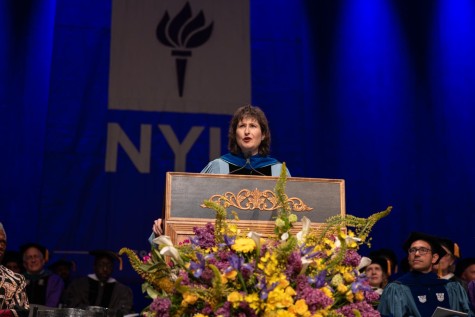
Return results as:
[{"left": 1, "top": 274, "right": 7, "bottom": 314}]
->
[{"left": 152, "top": 218, "right": 163, "bottom": 236}]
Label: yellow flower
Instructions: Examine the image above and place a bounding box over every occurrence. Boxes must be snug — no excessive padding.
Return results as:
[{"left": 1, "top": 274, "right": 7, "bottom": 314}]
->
[
  {"left": 343, "top": 272, "right": 355, "bottom": 283},
  {"left": 232, "top": 237, "right": 256, "bottom": 253},
  {"left": 321, "top": 286, "right": 334, "bottom": 299},
  {"left": 227, "top": 291, "right": 244, "bottom": 308},
  {"left": 193, "top": 314, "right": 208, "bottom": 317},
  {"left": 355, "top": 291, "right": 364, "bottom": 301},
  {"left": 345, "top": 290, "right": 354, "bottom": 302},
  {"left": 289, "top": 299, "right": 310, "bottom": 316},
  {"left": 181, "top": 292, "right": 198, "bottom": 306},
  {"left": 245, "top": 293, "right": 261, "bottom": 311},
  {"left": 336, "top": 283, "right": 348, "bottom": 294}
]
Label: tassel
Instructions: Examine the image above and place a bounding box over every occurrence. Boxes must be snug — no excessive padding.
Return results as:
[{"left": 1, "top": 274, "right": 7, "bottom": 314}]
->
[
  {"left": 454, "top": 243, "right": 460, "bottom": 258},
  {"left": 45, "top": 249, "right": 49, "bottom": 262},
  {"left": 118, "top": 256, "right": 123, "bottom": 271},
  {"left": 386, "top": 259, "right": 392, "bottom": 276}
]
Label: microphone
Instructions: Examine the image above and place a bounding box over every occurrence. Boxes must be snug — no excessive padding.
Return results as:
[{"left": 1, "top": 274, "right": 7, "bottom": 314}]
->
[
  {"left": 247, "top": 157, "right": 265, "bottom": 176},
  {"left": 229, "top": 152, "right": 251, "bottom": 174}
]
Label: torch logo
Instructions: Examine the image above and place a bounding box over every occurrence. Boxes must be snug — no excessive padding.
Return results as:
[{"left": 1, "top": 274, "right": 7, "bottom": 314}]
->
[{"left": 156, "top": 2, "right": 214, "bottom": 97}]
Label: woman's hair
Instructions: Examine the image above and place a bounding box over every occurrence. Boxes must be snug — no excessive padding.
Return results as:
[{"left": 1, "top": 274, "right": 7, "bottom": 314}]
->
[{"left": 228, "top": 104, "right": 271, "bottom": 156}]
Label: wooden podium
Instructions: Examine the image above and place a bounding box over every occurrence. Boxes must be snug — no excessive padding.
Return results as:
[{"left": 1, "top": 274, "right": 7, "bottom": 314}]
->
[{"left": 164, "top": 172, "right": 345, "bottom": 244}]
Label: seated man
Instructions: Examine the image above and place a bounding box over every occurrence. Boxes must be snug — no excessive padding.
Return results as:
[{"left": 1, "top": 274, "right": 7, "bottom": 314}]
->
[
  {"left": 62, "top": 250, "right": 133, "bottom": 316},
  {"left": 0, "top": 223, "right": 29, "bottom": 317},
  {"left": 20, "top": 243, "right": 64, "bottom": 307},
  {"left": 378, "top": 232, "right": 473, "bottom": 317}
]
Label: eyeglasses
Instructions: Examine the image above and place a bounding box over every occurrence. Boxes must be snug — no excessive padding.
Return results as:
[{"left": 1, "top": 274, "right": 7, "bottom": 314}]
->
[
  {"left": 408, "top": 247, "right": 431, "bottom": 255},
  {"left": 24, "top": 254, "right": 43, "bottom": 261}
]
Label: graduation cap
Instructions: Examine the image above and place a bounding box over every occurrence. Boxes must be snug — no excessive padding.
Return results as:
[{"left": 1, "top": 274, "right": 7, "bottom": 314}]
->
[
  {"left": 89, "top": 249, "right": 123, "bottom": 270},
  {"left": 369, "top": 248, "right": 398, "bottom": 275},
  {"left": 402, "top": 232, "right": 446, "bottom": 261},
  {"left": 359, "top": 256, "right": 390, "bottom": 275},
  {"left": 438, "top": 237, "right": 461, "bottom": 259},
  {"left": 20, "top": 242, "right": 49, "bottom": 261},
  {"left": 455, "top": 257, "right": 475, "bottom": 278}
]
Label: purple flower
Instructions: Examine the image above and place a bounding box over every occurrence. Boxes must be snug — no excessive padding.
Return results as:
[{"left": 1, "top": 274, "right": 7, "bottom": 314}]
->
[
  {"left": 335, "top": 301, "right": 381, "bottom": 317},
  {"left": 296, "top": 284, "right": 334, "bottom": 313},
  {"left": 343, "top": 249, "right": 362, "bottom": 267},
  {"left": 285, "top": 251, "right": 303, "bottom": 279},
  {"left": 149, "top": 297, "right": 171, "bottom": 317},
  {"left": 191, "top": 223, "right": 216, "bottom": 249}
]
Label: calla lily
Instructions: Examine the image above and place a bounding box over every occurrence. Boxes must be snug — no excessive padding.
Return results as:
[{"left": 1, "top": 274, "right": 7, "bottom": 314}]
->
[
  {"left": 357, "top": 256, "right": 372, "bottom": 271},
  {"left": 247, "top": 231, "right": 263, "bottom": 256},
  {"left": 296, "top": 216, "right": 311, "bottom": 244},
  {"left": 160, "top": 245, "right": 183, "bottom": 265},
  {"left": 281, "top": 232, "right": 289, "bottom": 241},
  {"left": 152, "top": 235, "right": 174, "bottom": 247},
  {"left": 300, "top": 256, "right": 313, "bottom": 275}
]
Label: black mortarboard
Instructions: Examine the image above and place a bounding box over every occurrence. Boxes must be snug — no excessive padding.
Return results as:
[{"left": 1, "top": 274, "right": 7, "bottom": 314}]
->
[
  {"left": 369, "top": 248, "right": 398, "bottom": 275},
  {"left": 90, "top": 249, "right": 122, "bottom": 270},
  {"left": 369, "top": 256, "right": 390, "bottom": 276},
  {"left": 438, "top": 237, "right": 461, "bottom": 258},
  {"left": 455, "top": 257, "right": 475, "bottom": 278},
  {"left": 402, "top": 232, "right": 446, "bottom": 260},
  {"left": 20, "top": 242, "right": 49, "bottom": 261}
]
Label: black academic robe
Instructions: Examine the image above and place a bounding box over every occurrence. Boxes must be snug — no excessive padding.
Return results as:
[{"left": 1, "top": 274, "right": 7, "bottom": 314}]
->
[{"left": 63, "top": 274, "right": 133, "bottom": 315}]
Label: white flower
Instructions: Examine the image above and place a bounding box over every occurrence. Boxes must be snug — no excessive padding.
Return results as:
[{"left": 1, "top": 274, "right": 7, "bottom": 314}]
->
[
  {"left": 160, "top": 245, "right": 183, "bottom": 265},
  {"left": 247, "top": 231, "right": 263, "bottom": 250},
  {"left": 296, "top": 216, "right": 311, "bottom": 244},
  {"left": 153, "top": 235, "right": 183, "bottom": 265},
  {"left": 152, "top": 235, "right": 174, "bottom": 247},
  {"left": 300, "top": 256, "right": 313, "bottom": 275},
  {"left": 357, "top": 256, "right": 372, "bottom": 271},
  {"left": 281, "top": 232, "right": 289, "bottom": 241}
]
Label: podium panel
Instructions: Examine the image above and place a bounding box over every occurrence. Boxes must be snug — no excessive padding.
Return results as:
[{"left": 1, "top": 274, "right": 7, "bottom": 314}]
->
[{"left": 164, "top": 172, "right": 345, "bottom": 244}]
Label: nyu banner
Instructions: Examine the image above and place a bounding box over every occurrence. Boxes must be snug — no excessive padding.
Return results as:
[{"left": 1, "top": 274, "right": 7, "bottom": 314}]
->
[{"left": 108, "top": 0, "right": 251, "bottom": 114}]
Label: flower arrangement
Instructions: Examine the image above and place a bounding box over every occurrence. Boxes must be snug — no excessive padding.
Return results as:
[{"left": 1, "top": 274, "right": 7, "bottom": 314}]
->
[{"left": 121, "top": 165, "right": 391, "bottom": 317}]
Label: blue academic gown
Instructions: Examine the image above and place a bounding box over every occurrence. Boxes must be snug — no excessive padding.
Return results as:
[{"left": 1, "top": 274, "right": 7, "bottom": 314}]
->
[{"left": 378, "top": 271, "right": 473, "bottom": 317}]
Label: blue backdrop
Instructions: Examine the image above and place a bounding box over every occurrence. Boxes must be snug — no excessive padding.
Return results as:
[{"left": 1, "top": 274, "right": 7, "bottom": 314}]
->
[{"left": 2, "top": 0, "right": 475, "bottom": 311}]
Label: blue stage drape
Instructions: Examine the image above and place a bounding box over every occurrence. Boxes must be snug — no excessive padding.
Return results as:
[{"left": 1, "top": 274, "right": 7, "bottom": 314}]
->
[{"left": 2, "top": 0, "right": 475, "bottom": 311}]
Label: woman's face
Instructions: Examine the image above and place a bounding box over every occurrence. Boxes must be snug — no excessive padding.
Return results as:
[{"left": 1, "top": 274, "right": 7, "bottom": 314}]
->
[
  {"left": 235, "top": 117, "right": 263, "bottom": 156},
  {"left": 432, "top": 246, "right": 454, "bottom": 275},
  {"left": 365, "top": 263, "right": 385, "bottom": 288}
]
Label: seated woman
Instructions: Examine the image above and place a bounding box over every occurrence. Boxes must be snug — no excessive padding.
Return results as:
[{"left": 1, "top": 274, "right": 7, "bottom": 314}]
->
[{"left": 363, "top": 256, "right": 390, "bottom": 295}]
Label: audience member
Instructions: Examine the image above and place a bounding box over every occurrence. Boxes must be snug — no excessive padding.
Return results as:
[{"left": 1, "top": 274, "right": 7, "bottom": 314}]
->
[
  {"left": 20, "top": 243, "right": 64, "bottom": 307},
  {"left": 0, "top": 222, "right": 29, "bottom": 316},
  {"left": 62, "top": 250, "right": 133, "bottom": 316},
  {"left": 378, "top": 232, "right": 473, "bottom": 317},
  {"left": 362, "top": 256, "right": 390, "bottom": 295},
  {"left": 456, "top": 258, "right": 475, "bottom": 284},
  {"left": 369, "top": 248, "right": 398, "bottom": 277},
  {"left": 1, "top": 251, "right": 24, "bottom": 274},
  {"left": 49, "top": 259, "right": 74, "bottom": 288},
  {"left": 433, "top": 237, "right": 463, "bottom": 285}
]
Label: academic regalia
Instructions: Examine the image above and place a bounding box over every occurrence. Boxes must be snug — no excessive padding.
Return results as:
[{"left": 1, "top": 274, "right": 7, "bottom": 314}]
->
[
  {"left": 378, "top": 271, "right": 473, "bottom": 317},
  {"left": 23, "top": 270, "right": 64, "bottom": 307},
  {"left": 201, "top": 153, "right": 289, "bottom": 176},
  {"left": 62, "top": 274, "right": 133, "bottom": 314}
]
